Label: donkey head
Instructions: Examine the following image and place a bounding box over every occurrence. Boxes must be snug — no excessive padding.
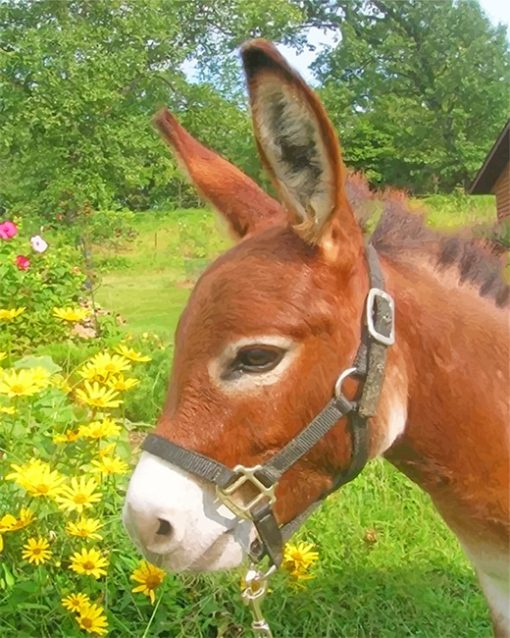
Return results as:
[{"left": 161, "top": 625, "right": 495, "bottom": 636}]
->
[{"left": 123, "top": 40, "right": 373, "bottom": 572}]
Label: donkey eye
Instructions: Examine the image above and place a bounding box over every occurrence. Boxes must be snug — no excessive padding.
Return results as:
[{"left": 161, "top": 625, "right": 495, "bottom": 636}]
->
[{"left": 232, "top": 346, "right": 284, "bottom": 373}]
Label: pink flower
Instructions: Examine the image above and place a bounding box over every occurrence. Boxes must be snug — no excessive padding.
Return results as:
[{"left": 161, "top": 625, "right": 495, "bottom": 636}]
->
[
  {"left": 16, "top": 255, "right": 30, "bottom": 270},
  {"left": 0, "top": 220, "right": 18, "bottom": 240}
]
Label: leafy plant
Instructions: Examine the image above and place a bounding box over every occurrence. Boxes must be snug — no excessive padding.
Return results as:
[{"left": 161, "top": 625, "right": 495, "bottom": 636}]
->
[{"left": 0, "top": 218, "right": 118, "bottom": 356}]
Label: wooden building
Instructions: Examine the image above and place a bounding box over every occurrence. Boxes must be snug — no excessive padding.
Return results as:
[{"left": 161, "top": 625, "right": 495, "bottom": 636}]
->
[{"left": 469, "top": 119, "right": 510, "bottom": 221}]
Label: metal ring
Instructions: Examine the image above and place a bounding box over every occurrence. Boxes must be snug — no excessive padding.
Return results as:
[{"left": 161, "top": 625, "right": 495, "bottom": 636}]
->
[{"left": 334, "top": 367, "right": 358, "bottom": 399}]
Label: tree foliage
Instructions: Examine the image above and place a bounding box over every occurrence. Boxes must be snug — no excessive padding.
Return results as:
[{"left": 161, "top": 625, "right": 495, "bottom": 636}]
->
[
  {"left": 312, "top": 0, "right": 510, "bottom": 193},
  {"left": 0, "top": 0, "right": 508, "bottom": 216},
  {"left": 0, "top": 0, "right": 302, "bottom": 217}
]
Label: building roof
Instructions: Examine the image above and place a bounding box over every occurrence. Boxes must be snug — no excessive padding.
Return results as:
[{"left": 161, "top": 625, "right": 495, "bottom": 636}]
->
[{"left": 469, "top": 119, "right": 510, "bottom": 194}]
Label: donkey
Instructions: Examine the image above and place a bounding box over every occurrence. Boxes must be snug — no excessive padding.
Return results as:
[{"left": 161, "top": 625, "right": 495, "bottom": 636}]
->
[{"left": 123, "top": 40, "right": 509, "bottom": 635}]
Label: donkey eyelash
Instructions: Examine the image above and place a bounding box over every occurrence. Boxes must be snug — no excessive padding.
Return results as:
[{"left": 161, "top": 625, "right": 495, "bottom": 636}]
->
[
  {"left": 224, "top": 345, "right": 286, "bottom": 378},
  {"left": 209, "top": 337, "right": 299, "bottom": 391}
]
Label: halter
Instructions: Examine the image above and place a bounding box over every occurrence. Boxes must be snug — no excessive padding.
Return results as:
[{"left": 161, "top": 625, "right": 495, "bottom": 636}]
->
[{"left": 142, "top": 244, "right": 395, "bottom": 569}]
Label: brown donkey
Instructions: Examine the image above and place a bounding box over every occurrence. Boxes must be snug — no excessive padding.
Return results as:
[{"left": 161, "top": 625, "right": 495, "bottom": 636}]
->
[{"left": 123, "top": 40, "right": 510, "bottom": 635}]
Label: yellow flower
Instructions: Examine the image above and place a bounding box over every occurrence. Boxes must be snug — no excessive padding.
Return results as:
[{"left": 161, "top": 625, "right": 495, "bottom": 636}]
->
[
  {"left": 0, "top": 405, "right": 15, "bottom": 415},
  {"left": 114, "top": 344, "right": 151, "bottom": 362},
  {"left": 0, "top": 509, "right": 34, "bottom": 551},
  {"left": 6, "top": 459, "right": 64, "bottom": 498},
  {"left": 76, "top": 602, "right": 108, "bottom": 635},
  {"left": 91, "top": 455, "right": 129, "bottom": 476},
  {"left": 130, "top": 560, "right": 165, "bottom": 604},
  {"left": 0, "top": 514, "right": 17, "bottom": 533},
  {"left": 0, "top": 307, "right": 25, "bottom": 321},
  {"left": 12, "top": 507, "right": 35, "bottom": 530},
  {"left": 69, "top": 547, "right": 108, "bottom": 579},
  {"left": 62, "top": 592, "right": 91, "bottom": 613},
  {"left": 50, "top": 374, "right": 72, "bottom": 394},
  {"left": 0, "top": 508, "right": 35, "bottom": 534},
  {"left": 282, "top": 541, "right": 319, "bottom": 582},
  {"left": 56, "top": 476, "right": 101, "bottom": 513},
  {"left": 0, "top": 352, "right": 7, "bottom": 361},
  {"left": 0, "top": 368, "right": 49, "bottom": 397},
  {"left": 22, "top": 537, "right": 52, "bottom": 565},
  {"left": 98, "top": 443, "right": 116, "bottom": 458},
  {"left": 106, "top": 375, "right": 139, "bottom": 392},
  {"left": 65, "top": 517, "right": 103, "bottom": 540},
  {"left": 78, "top": 362, "right": 103, "bottom": 382},
  {"left": 52, "top": 307, "right": 90, "bottom": 322},
  {"left": 78, "top": 418, "right": 121, "bottom": 439},
  {"left": 53, "top": 429, "right": 81, "bottom": 444},
  {"left": 87, "top": 352, "right": 131, "bottom": 378},
  {"left": 75, "top": 382, "right": 122, "bottom": 409}
]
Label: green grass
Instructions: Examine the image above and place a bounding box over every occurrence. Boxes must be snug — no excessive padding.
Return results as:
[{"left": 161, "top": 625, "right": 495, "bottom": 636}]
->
[
  {"left": 89, "top": 200, "right": 497, "bottom": 637},
  {"left": 124, "top": 461, "right": 490, "bottom": 637}
]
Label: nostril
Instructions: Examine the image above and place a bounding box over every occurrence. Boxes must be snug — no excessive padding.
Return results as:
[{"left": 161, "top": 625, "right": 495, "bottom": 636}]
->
[{"left": 156, "top": 518, "right": 173, "bottom": 537}]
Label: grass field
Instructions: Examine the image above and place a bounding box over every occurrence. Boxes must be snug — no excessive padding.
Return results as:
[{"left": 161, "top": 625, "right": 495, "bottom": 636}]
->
[{"left": 92, "top": 198, "right": 497, "bottom": 637}]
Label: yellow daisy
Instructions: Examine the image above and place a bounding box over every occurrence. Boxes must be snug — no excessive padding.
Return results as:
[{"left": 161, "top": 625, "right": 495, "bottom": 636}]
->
[
  {"left": 50, "top": 374, "right": 72, "bottom": 393},
  {"left": 52, "top": 429, "right": 81, "bottom": 444},
  {"left": 75, "top": 382, "right": 122, "bottom": 409},
  {"left": 78, "top": 418, "right": 121, "bottom": 439},
  {"left": 15, "top": 508, "right": 35, "bottom": 530},
  {"left": 0, "top": 368, "right": 49, "bottom": 397},
  {"left": 130, "top": 560, "right": 166, "bottom": 604},
  {"left": 98, "top": 443, "right": 116, "bottom": 458},
  {"left": 76, "top": 602, "right": 108, "bottom": 635},
  {"left": 91, "top": 455, "right": 129, "bottom": 476},
  {"left": 78, "top": 362, "right": 103, "bottom": 382},
  {"left": 114, "top": 344, "right": 151, "bottom": 362},
  {"left": 6, "top": 459, "right": 64, "bottom": 498},
  {"left": 0, "top": 307, "right": 25, "bottom": 321},
  {"left": 22, "top": 537, "right": 52, "bottom": 565},
  {"left": 52, "top": 307, "right": 90, "bottom": 322},
  {"left": 69, "top": 547, "right": 108, "bottom": 579},
  {"left": 65, "top": 517, "right": 103, "bottom": 540},
  {"left": 86, "top": 352, "right": 131, "bottom": 378},
  {"left": 56, "top": 476, "right": 101, "bottom": 513},
  {"left": 282, "top": 541, "right": 319, "bottom": 581},
  {"left": 106, "top": 375, "right": 139, "bottom": 392},
  {"left": 61, "top": 592, "right": 91, "bottom": 613},
  {"left": 0, "top": 514, "right": 16, "bottom": 550}
]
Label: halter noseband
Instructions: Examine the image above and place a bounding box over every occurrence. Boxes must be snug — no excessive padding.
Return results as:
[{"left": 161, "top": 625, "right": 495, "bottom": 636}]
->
[{"left": 141, "top": 244, "right": 395, "bottom": 568}]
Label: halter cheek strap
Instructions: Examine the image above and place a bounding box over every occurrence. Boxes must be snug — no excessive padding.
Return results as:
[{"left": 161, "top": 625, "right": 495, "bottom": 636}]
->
[{"left": 141, "top": 244, "right": 395, "bottom": 568}]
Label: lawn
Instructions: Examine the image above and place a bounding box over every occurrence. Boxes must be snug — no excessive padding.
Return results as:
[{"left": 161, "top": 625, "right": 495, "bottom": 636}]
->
[{"left": 90, "top": 197, "right": 496, "bottom": 637}]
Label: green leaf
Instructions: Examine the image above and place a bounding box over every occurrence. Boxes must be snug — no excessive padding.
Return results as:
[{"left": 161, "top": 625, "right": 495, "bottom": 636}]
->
[{"left": 13, "top": 355, "right": 62, "bottom": 374}]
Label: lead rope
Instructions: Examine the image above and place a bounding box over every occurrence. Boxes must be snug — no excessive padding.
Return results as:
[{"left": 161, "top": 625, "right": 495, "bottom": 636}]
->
[{"left": 241, "top": 563, "right": 276, "bottom": 637}]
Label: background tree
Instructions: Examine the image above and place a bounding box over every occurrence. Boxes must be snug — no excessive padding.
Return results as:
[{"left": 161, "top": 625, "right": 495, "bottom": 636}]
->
[
  {"left": 0, "top": 0, "right": 302, "bottom": 218},
  {"left": 311, "top": 0, "right": 510, "bottom": 193}
]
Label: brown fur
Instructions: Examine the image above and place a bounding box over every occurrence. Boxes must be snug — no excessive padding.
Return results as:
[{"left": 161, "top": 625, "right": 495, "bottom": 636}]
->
[{"left": 148, "top": 40, "right": 509, "bottom": 635}]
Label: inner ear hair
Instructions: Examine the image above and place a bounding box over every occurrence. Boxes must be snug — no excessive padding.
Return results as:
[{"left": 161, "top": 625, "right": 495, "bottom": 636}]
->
[{"left": 252, "top": 79, "right": 338, "bottom": 243}]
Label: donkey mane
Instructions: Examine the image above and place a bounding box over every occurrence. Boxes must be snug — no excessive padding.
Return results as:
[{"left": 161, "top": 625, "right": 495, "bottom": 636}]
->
[{"left": 346, "top": 173, "right": 509, "bottom": 308}]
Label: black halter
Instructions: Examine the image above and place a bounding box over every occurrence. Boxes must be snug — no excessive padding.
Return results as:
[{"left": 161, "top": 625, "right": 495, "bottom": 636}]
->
[{"left": 142, "top": 244, "right": 395, "bottom": 568}]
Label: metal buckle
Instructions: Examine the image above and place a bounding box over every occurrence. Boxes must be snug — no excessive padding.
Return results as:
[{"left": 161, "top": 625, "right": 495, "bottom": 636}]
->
[
  {"left": 216, "top": 465, "right": 276, "bottom": 521},
  {"left": 366, "top": 288, "right": 395, "bottom": 346}
]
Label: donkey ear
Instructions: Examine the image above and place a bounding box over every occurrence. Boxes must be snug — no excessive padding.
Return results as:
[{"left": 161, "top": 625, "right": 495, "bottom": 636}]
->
[
  {"left": 241, "top": 40, "right": 361, "bottom": 256},
  {"left": 153, "top": 109, "right": 286, "bottom": 239}
]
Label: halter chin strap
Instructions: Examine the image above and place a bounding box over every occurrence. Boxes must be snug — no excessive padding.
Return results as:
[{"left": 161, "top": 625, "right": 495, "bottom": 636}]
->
[{"left": 141, "top": 244, "right": 395, "bottom": 568}]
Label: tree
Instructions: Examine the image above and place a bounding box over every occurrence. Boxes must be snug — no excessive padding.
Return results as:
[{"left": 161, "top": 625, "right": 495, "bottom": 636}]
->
[
  {"left": 0, "top": 0, "right": 303, "bottom": 217},
  {"left": 311, "top": 0, "right": 510, "bottom": 193}
]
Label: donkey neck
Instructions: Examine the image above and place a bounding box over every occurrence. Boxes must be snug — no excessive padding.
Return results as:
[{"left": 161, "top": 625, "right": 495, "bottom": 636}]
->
[{"left": 381, "top": 257, "right": 509, "bottom": 546}]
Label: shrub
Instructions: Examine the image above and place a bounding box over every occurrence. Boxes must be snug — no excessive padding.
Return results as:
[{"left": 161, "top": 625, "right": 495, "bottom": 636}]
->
[{"left": 0, "top": 218, "right": 119, "bottom": 356}]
